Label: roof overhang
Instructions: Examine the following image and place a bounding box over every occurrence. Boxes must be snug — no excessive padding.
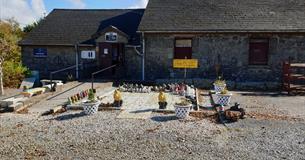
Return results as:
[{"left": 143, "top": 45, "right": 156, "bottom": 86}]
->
[
  {"left": 18, "top": 43, "right": 95, "bottom": 47},
  {"left": 137, "top": 29, "right": 305, "bottom": 34}
]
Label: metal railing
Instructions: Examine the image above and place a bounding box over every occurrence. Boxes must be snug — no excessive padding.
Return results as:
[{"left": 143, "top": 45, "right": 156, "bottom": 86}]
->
[
  {"left": 91, "top": 65, "right": 117, "bottom": 90},
  {"left": 49, "top": 64, "right": 82, "bottom": 91}
]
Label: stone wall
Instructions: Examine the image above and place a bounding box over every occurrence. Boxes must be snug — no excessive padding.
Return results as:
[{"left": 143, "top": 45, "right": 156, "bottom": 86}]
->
[
  {"left": 21, "top": 45, "right": 97, "bottom": 80},
  {"left": 144, "top": 33, "right": 305, "bottom": 82},
  {"left": 124, "top": 47, "right": 143, "bottom": 80},
  {"left": 21, "top": 33, "right": 305, "bottom": 83}
]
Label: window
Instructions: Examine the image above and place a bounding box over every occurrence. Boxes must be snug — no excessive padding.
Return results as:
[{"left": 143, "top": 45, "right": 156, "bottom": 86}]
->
[
  {"left": 105, "top": 32, "right": 118, "bottom": 42},
  {"left": 249, "top": 38, "right": 269, "bottom": 65},
  {"left": 174, "top": 38, "right": 192, "bottom": 59},
  {"left": 81, "top": 51, "right": 96, "bottom": 59}
]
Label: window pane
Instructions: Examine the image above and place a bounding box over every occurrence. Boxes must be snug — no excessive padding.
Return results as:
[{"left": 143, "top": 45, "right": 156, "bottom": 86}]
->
[{"left": 249, "top": 39, "right": 269, "bottom": 65}]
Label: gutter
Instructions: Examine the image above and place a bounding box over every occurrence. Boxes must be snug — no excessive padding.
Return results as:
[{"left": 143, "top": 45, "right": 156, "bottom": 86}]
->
[
  {"left": 142, "top": 32, "right": 145, "bottom": 81},
  {"left": 74, "top": 44, "right": 79, "bottom": 79},
  {"left": 18, "top": 43, "right": 95, "bottom": 47},
  {"left": 137, "top": 30, "right": 305, "bottom": 34},
  {"left": 125, "top": 35, "right": 145, "bottom": 81}
]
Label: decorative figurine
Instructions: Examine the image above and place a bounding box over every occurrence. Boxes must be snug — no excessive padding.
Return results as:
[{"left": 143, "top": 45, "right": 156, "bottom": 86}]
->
[
  {"left": 113, "top": 89, "right": 123, "bottom": 108},
  {"left": 158, "top": 91, "right": 168, "bottom": 109}
]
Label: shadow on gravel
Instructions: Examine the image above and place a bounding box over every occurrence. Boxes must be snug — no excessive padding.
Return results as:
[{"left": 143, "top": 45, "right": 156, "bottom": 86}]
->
[
  {"left": 54, "top": 112, "right": 87, "bottom": 121},
  {"left": 130, "top": 109, "right": 154, "bottom": 113},
  {"left": 151, "top": 115, "right": 178, "bottom": 122},
  {"left": 240, "top": 92, "right": 291, "bottom": 97}
]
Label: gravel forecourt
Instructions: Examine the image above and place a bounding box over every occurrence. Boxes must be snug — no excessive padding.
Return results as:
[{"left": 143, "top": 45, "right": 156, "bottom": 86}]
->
[
  {"left": 0, "top": 111, "right": 304, "bottom": 160},
  {"left": 0, "top": 85, "right": 304, "bottom": 160}
]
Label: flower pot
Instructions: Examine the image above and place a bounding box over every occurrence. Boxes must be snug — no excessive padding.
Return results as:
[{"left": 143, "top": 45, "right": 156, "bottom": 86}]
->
[
  {"left": 216, "top": 93, "right": 232, "bottom": 106},
  {"left": 175, "top": 105, "right": 191, "bottom": 119},
  {"left": 82, "top": 101, "right": 101, "bottom": 115},
  {"left": 213, "top": 83, "right": 226, "bottom": 93}
]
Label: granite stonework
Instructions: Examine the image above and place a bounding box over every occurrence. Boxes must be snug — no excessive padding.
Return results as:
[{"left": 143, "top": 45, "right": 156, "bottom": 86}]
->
[
  {"left": 124, "top": 47, "right": 142, "bottom": 80},
  {"left": 144, "top": 33, "right": 305, "bottom": 83},
  {"left": 21, "top": 33, "right": 305, "bottom": 87},
  {"left": 21, "top": 45, "right": 141, "bottom": 80},
  {"left": 21, "top": 45, "right": 97, "bottom": 79}
]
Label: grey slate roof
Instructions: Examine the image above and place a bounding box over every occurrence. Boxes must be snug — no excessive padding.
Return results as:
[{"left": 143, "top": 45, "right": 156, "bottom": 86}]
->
[
  {"left": 20, "top": 9, "right": 145, "bottom": 46},
  {"left": 138, "top": 0, "right": 305, "bottom": 32}
]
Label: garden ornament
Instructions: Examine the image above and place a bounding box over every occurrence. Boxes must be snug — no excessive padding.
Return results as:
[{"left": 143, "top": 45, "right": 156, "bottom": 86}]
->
[
  {"left": 158, "top": 91, "right": 167, "bottom": 109},
  {"left": 113, "top": 89, "right": 123, "bottom": 108}
]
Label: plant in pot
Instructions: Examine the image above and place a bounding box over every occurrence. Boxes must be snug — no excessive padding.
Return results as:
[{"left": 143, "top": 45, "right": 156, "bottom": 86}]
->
[
  {"left": 216, "top": 88, "right": 232, "bottom": 106},
  {"left": 82, "top": 89, "right": 101, "bottom": 115},
  {"left": 174, "top": 98, "right": 192, "bottom": 119},
  {"left": 213, "top": 76, "right": 226, "bottom": 93}
]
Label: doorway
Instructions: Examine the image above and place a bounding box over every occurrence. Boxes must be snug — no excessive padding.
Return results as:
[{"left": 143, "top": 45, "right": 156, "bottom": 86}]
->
[{"left": 99, "top": 42, "right": 124, "bottom": 76}]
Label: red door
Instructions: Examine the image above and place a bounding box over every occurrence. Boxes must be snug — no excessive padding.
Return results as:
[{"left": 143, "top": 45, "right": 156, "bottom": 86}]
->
[
  {"left": 249, "top": 39, "right": 269, "bottom": 65},
  {"left": 99, "top": 43, "right": 113, "bottom": 75}
]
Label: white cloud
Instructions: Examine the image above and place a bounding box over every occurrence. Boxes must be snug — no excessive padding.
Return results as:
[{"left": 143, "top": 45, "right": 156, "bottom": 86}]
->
[
  {"left": 65, "top": 0, "right": 86, "bottom": 9},
  {"left": 31, "top": 0, "right": 46, "bottom": 16},
  {"left": 0, "top": 0, "right": 46, "bottom": 27},
  {"left": 129, "top": 0, "right": 148, "bottom": 8}
]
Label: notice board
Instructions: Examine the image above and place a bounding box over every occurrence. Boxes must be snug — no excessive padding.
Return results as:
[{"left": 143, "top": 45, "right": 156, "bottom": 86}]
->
[{"left": 173, "top": 59, "right": 199, "bottom": 69}]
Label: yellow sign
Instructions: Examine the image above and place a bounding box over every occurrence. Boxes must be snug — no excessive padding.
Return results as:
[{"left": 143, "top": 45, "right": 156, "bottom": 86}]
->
[{"left": 173, "top": 59, "right": 199, "bottom": 69}]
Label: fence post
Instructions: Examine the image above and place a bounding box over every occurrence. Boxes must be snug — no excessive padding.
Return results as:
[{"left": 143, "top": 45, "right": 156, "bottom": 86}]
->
[
  {"left": 91, "top": 74, "right": 94, "bottom": 90},
  {"left": 50, "top": 73, "right": 53, "bottom": 92}
]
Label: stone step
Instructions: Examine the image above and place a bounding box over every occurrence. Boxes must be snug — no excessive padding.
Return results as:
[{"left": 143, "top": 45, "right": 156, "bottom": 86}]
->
[{"left": 0, "top": 96, "right": 28, "bottom": 108}]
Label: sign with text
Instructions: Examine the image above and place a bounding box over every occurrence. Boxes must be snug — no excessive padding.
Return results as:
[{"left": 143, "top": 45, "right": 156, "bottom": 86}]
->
[
  {"left": 33, "top": 48, "right": 47, "bottom": 57},
  {"left": 173, "top": 59, "right": 199, "bottom": 69},
  {"left": 81, "top": 51, "right": 96, "bottom": 59}
]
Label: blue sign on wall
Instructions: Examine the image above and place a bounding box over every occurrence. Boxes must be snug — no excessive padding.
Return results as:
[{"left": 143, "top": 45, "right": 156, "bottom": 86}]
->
[{"left": 33, "top": 48, "right": 47, "bottom": 57}]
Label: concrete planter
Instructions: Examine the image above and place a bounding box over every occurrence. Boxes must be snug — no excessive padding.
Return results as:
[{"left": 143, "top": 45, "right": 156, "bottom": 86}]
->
[
  {"left": 216, "top": 93, "right": 232, "bottom": 106},
  {"left": 175, "top": 105, "right": 191, "bottom": 119},
  {"left": 213, "top": 83, "right": 227, "bottom": 93},
  {"left": 82, "top": 101, "right": 101, "bottom": 115}
]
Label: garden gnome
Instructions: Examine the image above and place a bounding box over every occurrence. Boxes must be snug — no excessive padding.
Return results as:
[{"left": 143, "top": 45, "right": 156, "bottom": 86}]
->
[
  {"left": 158, "top": 91, "right": 168, "bottom": 109},
  {"left": 113, "top": 89, "right": 123, "bottom": 108}
]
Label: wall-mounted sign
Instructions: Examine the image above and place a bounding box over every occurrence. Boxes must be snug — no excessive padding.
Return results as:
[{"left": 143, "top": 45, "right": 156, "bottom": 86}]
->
[
  {"left": 173, "top": 59, "right": 199, "bottom": 69},
  {"left": 105, "top": 32, "right": 118, "bottom": 42},
  {"left": 104, "top": 48, "right": 108, "bottom": 54},
  {"left": 33, "top": 48, "right": 47, "bottom": 57},
  {"left": 81, "top": 51, "right": 96, "bottom": 59}
]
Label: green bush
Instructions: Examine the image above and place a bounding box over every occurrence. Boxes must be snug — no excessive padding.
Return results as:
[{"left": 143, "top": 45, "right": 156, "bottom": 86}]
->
[{"left": 3, "top": 61, "right": 30, "bottom": 88}]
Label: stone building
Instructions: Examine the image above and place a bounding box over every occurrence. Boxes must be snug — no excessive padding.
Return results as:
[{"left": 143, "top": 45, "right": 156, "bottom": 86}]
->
[
  {"left": 20, "top": 0, "right": 305, "bottom": 87},
  {"left": 138, "top": 0, "right": 305, "bottom": 84},
  {"left": 19, "top": 9, "right": 144, "bottom": 80}
]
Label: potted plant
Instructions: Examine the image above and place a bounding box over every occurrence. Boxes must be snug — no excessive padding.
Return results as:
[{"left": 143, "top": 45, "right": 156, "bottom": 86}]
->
[
  {"left": 213, "top": 76, "right": 226, "bottom": 93},
  {"left": 174, "top": 98, "right": 192, "bottom": 119},
  {"left": 215, "top": 88, "right": 232, "bottom": 106},
  {"left": 82, "top": 89, "right": 101, "bottom": 115}
]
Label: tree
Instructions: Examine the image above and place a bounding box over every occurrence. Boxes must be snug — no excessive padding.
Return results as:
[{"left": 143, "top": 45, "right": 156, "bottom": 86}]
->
[
  {"left": 23, "top": 18, "right": 43, "bottom": 33},
  {"left": 0, "top": 34, "right": 9, "bottom": 95},
  {"left": 0, "top": 19, "right": 24, "bottom": 95}
]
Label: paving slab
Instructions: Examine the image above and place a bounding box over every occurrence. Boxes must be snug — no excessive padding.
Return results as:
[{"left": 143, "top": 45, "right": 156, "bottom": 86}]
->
[{"left": 99, "top": 92, "right": 184, "bottom": 119}]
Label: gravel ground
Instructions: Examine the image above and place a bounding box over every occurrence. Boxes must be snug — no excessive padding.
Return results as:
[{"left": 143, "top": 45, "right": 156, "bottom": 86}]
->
[
  {"left": 0, "top": 111, "right": 304, "bottom": 160},
  {"left": 230, "top": 91, "right": 305, "bottom": 119},
  {"left": 0, "top": 88, "right": 21, "bottom": 100},
  {"left": 0, "top": 89, "right": 304, "bottom": 160}
]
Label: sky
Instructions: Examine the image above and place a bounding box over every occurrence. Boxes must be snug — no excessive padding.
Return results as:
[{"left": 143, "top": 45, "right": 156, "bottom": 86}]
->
[{"left": 0, "top": 0, "right": 148, "bottom": 27}]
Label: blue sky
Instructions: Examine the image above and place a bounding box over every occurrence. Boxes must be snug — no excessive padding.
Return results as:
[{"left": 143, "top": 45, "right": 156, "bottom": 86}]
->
[
  {"left": 44, "top": 0, "right": 147, "bottom": 11},
  {"left": 0, "top": 0, "right": 148, "bottom": 27}
]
